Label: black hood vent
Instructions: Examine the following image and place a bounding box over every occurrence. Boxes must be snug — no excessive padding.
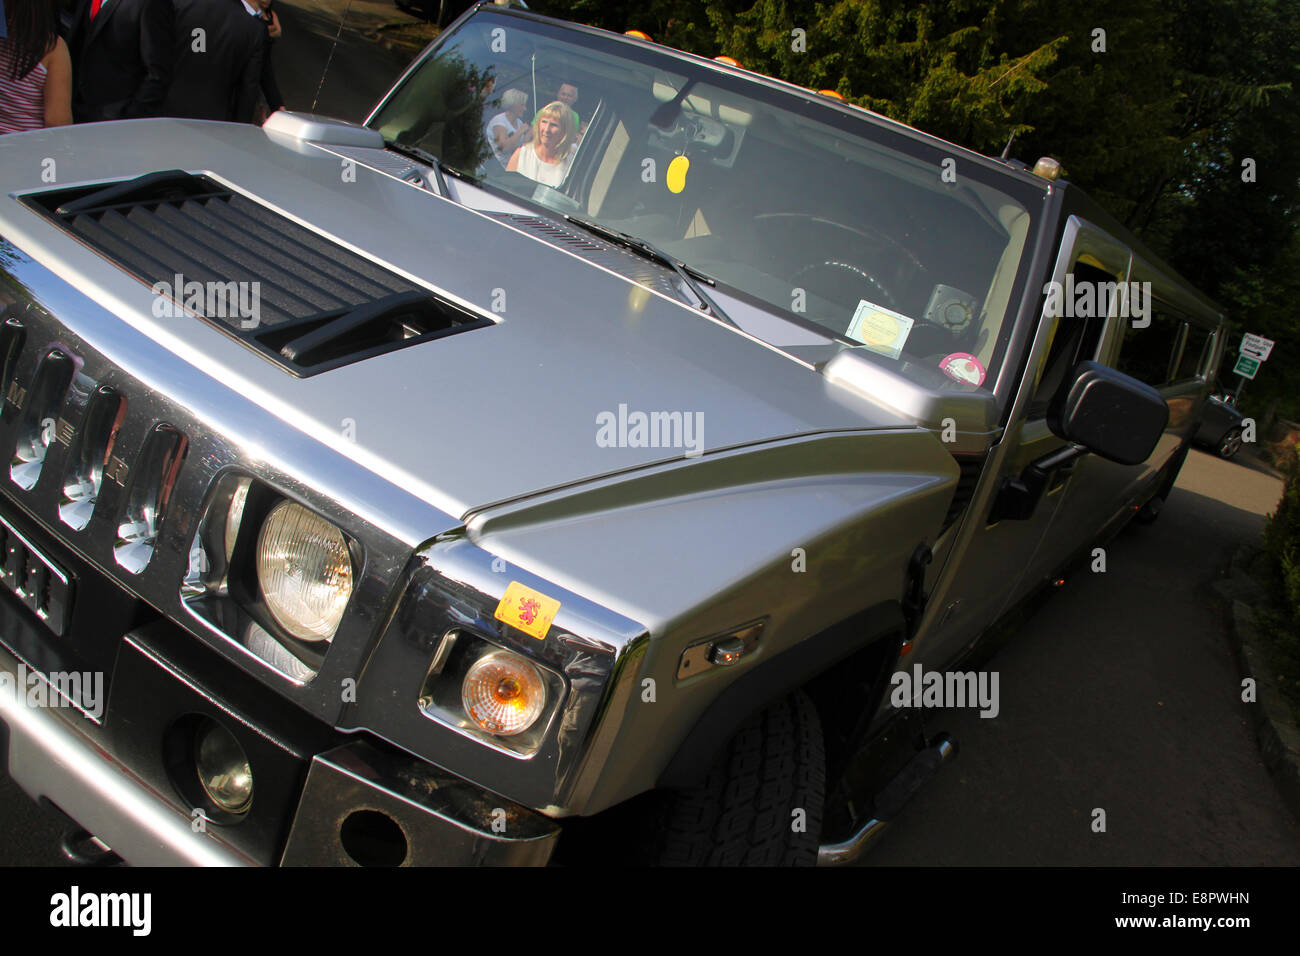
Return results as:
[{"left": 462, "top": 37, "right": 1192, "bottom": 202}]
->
[{"left": 23, "top": 170, "right": 491, "bottom": 375}]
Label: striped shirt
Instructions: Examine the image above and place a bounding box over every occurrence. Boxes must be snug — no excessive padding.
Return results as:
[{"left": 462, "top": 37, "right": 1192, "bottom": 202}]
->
[{"left": 0, "top": 38, "right": 49, "bottom": 134}]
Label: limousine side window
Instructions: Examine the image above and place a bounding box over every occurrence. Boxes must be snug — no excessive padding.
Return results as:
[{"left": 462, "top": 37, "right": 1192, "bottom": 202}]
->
[
  {"left": 1115, "top": 306, "right": 1184, "bottom": 387},
  {"left": 1175, "top": 322, "right": 1212, "bottom": 382}
]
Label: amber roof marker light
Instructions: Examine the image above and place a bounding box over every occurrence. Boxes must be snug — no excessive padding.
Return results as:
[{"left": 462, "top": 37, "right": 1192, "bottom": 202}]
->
[{"left": 1033, "top": 156, "right": 1063, "bottom": 180}]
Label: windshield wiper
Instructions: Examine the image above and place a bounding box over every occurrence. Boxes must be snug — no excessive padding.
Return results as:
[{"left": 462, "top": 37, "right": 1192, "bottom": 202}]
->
[
  {"left": 435, "top": 161, "right": 481, "bottom": 185},
  {"left": 563, "top": 215, "right": 731, "bottom": 323},
  {"left": 381, "top": 139, "right": 484, "bottom": 199}
]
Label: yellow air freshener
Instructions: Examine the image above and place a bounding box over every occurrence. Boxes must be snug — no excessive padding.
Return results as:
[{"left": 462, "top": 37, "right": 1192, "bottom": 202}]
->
[{"left": 667, "top": 155, "right": 690, "bottom": 194}]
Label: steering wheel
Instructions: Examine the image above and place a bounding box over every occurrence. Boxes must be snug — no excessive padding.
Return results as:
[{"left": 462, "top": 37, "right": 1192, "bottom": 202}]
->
[
  {"left": 791, "top": 259, "right": 898, "bottom": 310},
  {"left": 753, "top": 213, "right": 922, "bottom": 311}
]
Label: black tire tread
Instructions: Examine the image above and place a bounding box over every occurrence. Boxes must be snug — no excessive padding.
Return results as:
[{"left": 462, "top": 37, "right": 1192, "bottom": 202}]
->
[{"left": 646, "top": 691, "right": 825, "bottom": 866}]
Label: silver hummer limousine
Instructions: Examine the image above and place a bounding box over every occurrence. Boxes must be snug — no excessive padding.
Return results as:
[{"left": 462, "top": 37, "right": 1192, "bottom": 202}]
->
[{"left": 0, "top": 4, "right": 1225, "bottom": 865}]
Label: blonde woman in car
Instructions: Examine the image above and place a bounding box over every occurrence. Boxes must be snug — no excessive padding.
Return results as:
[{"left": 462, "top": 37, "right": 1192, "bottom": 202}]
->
[{"left": 507, "top": 100, "right": 576, "bottom": 188}]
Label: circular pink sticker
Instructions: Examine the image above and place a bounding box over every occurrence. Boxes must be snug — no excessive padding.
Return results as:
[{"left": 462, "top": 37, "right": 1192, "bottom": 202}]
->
[{"left": 939, "top": 352, "right": 987, "bottom": 387}]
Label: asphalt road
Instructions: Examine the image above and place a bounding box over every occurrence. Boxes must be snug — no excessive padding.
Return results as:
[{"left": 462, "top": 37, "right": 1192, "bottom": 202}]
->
[{"left": 2, "top": 448, "right": 1295, "bottom": 866}]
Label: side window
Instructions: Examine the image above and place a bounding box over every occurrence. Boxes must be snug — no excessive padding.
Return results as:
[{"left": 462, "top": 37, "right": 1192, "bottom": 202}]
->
[
  {"left": 1027, "top": 261, "right": 1111, "bottom": 418},
  {"left": 1174, "top": 323, "right": 1212, "bottom": 382},
  {"left": 1114, "top": 304, "right": 1184, "bottom": 387}
]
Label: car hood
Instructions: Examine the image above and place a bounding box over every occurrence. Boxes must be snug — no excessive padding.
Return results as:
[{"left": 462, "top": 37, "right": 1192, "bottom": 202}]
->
[{"left": 0, "top": 119, "right": 913, "bottom": 521}]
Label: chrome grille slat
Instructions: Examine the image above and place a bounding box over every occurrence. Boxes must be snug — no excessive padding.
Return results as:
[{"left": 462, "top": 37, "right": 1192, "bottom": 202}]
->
[
  {"left": 113, "top": 423, "right": 188, "bottom": 575},
  {"left": 9, "top": 349, "right": 75, "bottom": 492},
  {"left": 59, "top": 385, "right": 124, "bottom": 532}
]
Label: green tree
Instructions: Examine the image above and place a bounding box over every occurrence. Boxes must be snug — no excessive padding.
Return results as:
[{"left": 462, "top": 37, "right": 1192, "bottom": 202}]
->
[
  {"left": 708, "top": 1, "right": 1069, "bottom": 151},
  {"left": 539, "top": 0, "right": 724, "bottom": 51}
]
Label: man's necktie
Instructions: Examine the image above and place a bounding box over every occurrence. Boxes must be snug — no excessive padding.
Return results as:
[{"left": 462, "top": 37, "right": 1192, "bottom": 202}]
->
[{"left": 90, "top": 0, "right": 103, "bottom": 19}]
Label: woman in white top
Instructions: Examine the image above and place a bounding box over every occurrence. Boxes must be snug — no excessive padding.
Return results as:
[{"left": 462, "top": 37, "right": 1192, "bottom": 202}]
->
[
  {"left": 0, "top": 0, "right": 72, "bottom": 134},
  {"left": 485, "top": 88, "right": 531, "bottom": 168},
  {"left": 508, "top": 100, "right": 576, "bottom": 188}
]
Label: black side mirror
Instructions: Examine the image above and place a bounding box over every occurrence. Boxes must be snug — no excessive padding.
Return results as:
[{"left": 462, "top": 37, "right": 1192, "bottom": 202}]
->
[{"left": 1048, "top": 360, "right": 1169, "bottom": 465}]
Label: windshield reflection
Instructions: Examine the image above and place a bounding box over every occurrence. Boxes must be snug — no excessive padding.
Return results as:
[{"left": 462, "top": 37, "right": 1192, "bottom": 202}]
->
[{"left": 370, "top": 12, "right": 1040, "bottom": 393}]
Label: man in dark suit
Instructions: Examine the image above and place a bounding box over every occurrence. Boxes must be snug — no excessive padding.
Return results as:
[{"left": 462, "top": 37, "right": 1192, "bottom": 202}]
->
[
  {"left": 159, "top": 0, "right": 264, "bottom": 123},
  {"left": 66, "top": 0, "right": 175, "bottom": 123}
]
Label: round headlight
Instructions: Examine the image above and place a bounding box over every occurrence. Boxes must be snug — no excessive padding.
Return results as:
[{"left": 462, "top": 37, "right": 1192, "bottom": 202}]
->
[
  {"left": 194, "top": 720, "right": 253, "bottom": 814},
  {"left": 461, "top": 651, "right": 546, "bottom": 736},
  {"left": 256, "top": 500, "right": 353, "bottom": 642}
]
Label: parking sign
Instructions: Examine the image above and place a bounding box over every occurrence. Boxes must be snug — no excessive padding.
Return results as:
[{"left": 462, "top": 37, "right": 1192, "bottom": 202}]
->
[
  {"left": 1234, "top": 354, "right": 1260, "bottom": 379},
  {"left": 1240, "top": 333, "right": 1274, "bottom": 361}
]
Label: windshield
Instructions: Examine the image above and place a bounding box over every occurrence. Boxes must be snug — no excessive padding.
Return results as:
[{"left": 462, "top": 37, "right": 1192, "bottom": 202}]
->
[{"left": 369, "top": 11, "right": 1042, "bottom": 394}]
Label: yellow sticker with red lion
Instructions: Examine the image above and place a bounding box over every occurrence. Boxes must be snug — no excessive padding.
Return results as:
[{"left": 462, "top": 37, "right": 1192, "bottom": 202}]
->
[{"left": 494, "top": 581, "right": 561, "bottom": 640}]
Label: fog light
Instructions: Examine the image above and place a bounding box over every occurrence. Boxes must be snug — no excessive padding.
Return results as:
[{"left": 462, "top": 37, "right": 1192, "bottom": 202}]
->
[
  {"left": 194, "top": 720, "right": 253, "bottom": 814},
  {"left": 461, "top": 650, "right": 545, "bottom": 736}
]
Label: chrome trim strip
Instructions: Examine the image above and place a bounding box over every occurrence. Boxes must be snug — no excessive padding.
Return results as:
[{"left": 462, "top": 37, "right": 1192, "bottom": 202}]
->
[{"left": 0, "top": 641, "right": 255, "bottom": 866}]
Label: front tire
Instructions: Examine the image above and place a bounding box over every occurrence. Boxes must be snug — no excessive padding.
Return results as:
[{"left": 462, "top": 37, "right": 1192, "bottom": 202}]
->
[{"left": 640, "top": 691, "right": 825, "bottom": 866}]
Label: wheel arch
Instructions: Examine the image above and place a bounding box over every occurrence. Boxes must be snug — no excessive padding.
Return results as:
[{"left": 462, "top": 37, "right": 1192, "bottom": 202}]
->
[{"left": 655, "top": 600, "right": 906, "bottom": 789}]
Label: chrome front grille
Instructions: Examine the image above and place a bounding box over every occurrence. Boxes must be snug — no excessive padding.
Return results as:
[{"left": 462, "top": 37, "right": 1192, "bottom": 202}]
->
[
  {"left": 0, "top": 267, "right": 424, "bottom": 727},
  {"left": 0, "top": 318, "right": 187, "bottom": 579}
]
